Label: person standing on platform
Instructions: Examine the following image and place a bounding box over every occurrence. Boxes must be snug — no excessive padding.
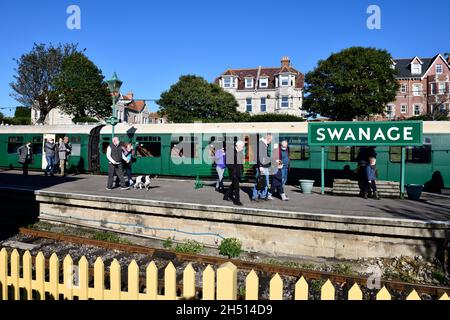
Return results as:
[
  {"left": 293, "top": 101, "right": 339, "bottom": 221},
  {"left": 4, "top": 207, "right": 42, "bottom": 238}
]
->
[
  {"left": 365, "top": 156, "right": 380, "bottom": 200},
  {"left": 279, "top": 140, "right": 290, "bottom": 201},
  {"left": 214, "top": 143, "right": 226, "bottom": 193},
  {"left": 224, "top": 140, "right": 245, "bottom": 206},
  {"left": 106, "top": 137, "right": 130, "bottom": 190},
  {"left": 17, "top": 141, "right": 33, "bottom": 176},
  {"left": 44, "top": 138, "right": 56, "bottom": 176},
  {"left": 252, "top": 133, "right": 273, "bottom": 201},
  {"left": 122, "top": 142, "right": 134, "bottom": 186},
  {"left": 58, "top": 136, "right": 72, "bottom": 176}
]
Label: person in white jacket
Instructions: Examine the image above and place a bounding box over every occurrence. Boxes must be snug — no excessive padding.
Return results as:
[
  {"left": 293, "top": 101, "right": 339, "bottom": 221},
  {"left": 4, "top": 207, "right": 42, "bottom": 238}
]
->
[{"left": 106, "top": 137, "right": 130, "bottom": 190}]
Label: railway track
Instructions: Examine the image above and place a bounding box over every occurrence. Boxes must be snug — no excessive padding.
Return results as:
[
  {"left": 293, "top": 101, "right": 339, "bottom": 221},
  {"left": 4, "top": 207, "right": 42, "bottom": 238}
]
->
[{"left": 1, "top": 227, "right": 446, "bottom": 300}]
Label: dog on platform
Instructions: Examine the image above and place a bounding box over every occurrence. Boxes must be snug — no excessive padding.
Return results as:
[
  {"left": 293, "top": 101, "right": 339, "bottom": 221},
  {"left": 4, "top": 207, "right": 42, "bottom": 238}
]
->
[{"left": 134, "top": 175, "right": 152, "bottom": 190}]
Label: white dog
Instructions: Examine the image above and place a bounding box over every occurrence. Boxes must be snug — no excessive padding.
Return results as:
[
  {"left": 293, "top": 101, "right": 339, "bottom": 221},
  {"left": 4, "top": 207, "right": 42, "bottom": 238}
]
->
[{"left": 134, "top": 175, "right": 153, "bottom": 190}]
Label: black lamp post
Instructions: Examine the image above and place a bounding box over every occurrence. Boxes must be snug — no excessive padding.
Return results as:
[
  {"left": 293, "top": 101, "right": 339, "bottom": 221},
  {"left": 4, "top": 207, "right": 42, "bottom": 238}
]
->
[{"left": 106, "top": 72, "right": 123, "bottom": 140}]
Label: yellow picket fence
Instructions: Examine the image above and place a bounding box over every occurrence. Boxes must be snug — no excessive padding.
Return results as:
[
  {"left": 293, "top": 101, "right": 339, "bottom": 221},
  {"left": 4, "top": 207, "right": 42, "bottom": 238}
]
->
[{"left": 0, "top": 248, "right": 449, "bottom": 300}]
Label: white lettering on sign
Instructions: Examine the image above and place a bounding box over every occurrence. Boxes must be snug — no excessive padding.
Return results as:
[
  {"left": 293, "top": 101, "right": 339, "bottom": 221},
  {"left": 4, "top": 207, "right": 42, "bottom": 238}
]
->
[
  {"left": 317, "top": 128, "right": 326, "bottom": 141},
  {"left": 327, "top": 128, "right": 344, "bottom": 140},
  {"left": 359, "top": 128, "right": 370, "bottom": 141},
  {"left": 387, "top": 127, "right": 400, "bottom": 141},
  {"left": 344, "top": 129, "right": 356, "bottom": 141},
  {"left": 373, "top": 128, "right": 386, "bottom": 140},
  {"left": 404, "top": 127, "right": 413, "bottom": 140}
]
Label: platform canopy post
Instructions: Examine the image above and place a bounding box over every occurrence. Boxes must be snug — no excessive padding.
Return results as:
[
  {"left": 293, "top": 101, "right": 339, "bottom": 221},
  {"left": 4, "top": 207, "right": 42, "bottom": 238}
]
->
[
  {"left": 321, "top": 146, "right": 325, "bottom": 195},
  {"left": 400, "top": 146, "right": 406, "bottom": 199}
]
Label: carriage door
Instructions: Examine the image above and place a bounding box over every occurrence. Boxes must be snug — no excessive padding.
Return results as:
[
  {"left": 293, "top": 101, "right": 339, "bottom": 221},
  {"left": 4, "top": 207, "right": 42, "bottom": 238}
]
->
[
  {"left": 243, "top": 134, "right": 256, "bottom": 178},
  {"left": 42, "top": 134, "right": 56, "bottom": 169}
]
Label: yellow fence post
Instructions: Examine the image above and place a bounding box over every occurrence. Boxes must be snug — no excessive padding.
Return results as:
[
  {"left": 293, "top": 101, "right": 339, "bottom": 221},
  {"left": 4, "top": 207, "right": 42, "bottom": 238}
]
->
[
  {"left": 0, "top": 248, "right": 7, "bottom": 300},
  {"left": 35, "top": 252, "right": 45, "bottom": 300},
  {"left": 164, "top": 262, "right": 177, "bottom": 300},
  {"left": 245, "top": 270, "right": 259, "bottom": 300},
  {"left": 321, "top": 279, "right": 335, "bottom": 300},
  {"left": 78, "top": 256, "right": 89, "bottom": 300},
  {"left": 406, "top": 289, "right": 421, "bottom": 300},
  {"left": 217, "top": 262, "right": 237, "bottom": 300},
  {"left": 22, "top": 250, "right": 33, "bottom": 300},
  {"left": 146, "top": 261, "right": 158, "bottom": 300},
  {"left": 93, "top": 257, "right": 105, "bottom": 300},
  {"left": 10, "top": 249, "right": 20, "bottom": 300},
  {"left": 376, "top": 286, "right": 391, "bottom": 300},
  {"left": 183, "top": 263, "right": 196, "bottom": 299},
  {"left": 127, "top": 260, "right": 140, "bottom": 300},
  {"left": 110, "top": 259, "right": 122, "bottom": 300},
  {"left": 269, "top": 273, "right": 283, "bottom": 300},
  {"left": 63, "top": 255, "right": 74, "bottom": 300},
  {"left": 294, "top": 276, "right": 308, "bottom": 300},
  {"left": 49, "top": 253, "right": 60, "bottom": 300},
  {"left": 439, "top": 292, "right": 449, "bottom": 300},
  {"left": 202, "top": 265, "right": 215, "bottom": 300},
  {"left": 348, "top": 283, "right": 363, "bottom": 300}
]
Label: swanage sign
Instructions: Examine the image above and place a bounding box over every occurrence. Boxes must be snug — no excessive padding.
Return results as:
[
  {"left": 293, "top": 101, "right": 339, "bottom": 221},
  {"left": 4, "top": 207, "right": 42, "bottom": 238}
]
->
[{"left": 308, "top": 121, "right": 423, "bottom": 146}]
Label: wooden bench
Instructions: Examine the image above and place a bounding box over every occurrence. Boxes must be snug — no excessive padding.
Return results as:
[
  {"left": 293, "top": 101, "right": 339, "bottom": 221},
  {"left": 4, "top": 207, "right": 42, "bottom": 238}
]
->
[{"left": 332, "top": 179, "right": 400, "bottom": 198}]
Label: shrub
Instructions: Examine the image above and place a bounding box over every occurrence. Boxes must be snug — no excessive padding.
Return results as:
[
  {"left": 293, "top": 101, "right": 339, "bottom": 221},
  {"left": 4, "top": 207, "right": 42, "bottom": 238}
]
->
[
  {"left": 163, "top": 237, "right": 173, "bottom": 249},
  {"left": 72, "top": 116, "right": 99, "bottom": 124},
  {"left": 219, "top": 238, "right": 242, "bottom": 259},
  {"left": 175, "top": 240, "right": 204, "bottom": 254}
]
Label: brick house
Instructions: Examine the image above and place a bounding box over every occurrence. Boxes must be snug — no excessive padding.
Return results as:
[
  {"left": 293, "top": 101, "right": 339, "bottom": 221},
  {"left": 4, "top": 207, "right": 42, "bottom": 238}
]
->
[
  {"left": 386, "top": 54, "right": 450, "bottom": 119},
  {"left": 215, "top": 57, "right": 305, "bottom": 116}
]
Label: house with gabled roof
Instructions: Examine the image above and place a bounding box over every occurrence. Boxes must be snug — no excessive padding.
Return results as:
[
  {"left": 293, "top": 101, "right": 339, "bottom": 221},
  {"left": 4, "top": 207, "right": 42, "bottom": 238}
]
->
[
  {"left": 385, "top": 54, "right": 450, "bottom": 119},
  {"left": 115, "top": 91, "right": 150, "bottom": 124},
  {"left": 215, "top": 56, "right": 305, "bottom": 116}
]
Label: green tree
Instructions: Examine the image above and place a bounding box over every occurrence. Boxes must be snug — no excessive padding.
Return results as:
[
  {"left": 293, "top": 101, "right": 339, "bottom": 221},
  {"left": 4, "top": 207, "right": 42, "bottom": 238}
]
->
[
  {"left": 304, "top": 47, "right": 399, "bottom": 121},
  {"left": 157, "top": 75, "right": 246, "bottom": 123},
  {"left": 53, "top": 52, "right": 112, "bottom": 120},
  {"left": 245, "top": 113, "right": 305, "bottom": 122},
  {"left": 10, "top": 43, "right": 78, "bottom": 123}
]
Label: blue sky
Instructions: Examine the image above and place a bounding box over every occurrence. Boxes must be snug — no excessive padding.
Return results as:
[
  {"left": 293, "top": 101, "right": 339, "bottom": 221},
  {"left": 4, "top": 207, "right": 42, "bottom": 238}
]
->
[{"left": 0, "top": 0, "right": 449, "bottom": 116}]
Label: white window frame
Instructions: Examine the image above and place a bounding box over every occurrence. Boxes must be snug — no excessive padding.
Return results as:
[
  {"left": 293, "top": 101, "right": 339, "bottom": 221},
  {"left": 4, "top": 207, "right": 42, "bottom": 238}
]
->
[
  {"left": 245, "top": 78, "right": 254, "bottom": 89},
  {"left": 436, "top": 64, "right": 443, "bottom": 74},
  {"left": 280, "top": 76, "right": 289, "bottom": 87},
  {"left": 260, "top": 97, "right": 267, "bottom": 112},
  {"left": 401, "top": 105, "right": 408, "bottom": 114},
  {"left": 223, "top": 77, "right": 232, "bottom": 88},
  {"left": 400, "top": 84, "right": 407, "bottom": 93},
  {"left": 246, "top": 98, "right": 252, "bottom": 112},
  {"left": 411, "top": 64, "right": 421, "bottom": 75},
  {"left": 412, "top": 84, "right": 422, "bottom": 96},
  {"left": 280, "top": 96, "right": 289, "bottom": 108},
  {"left": 438, "top": 82, "right": 446, "bottom": 94},
  {"left": 259, "top": 78, "right": 268, "bottom": 88},
  {"left": 413, "top": 105, "right": 421, "bottom": 116},
  {"left": 386, "top": 105, "right": 395, "bottom": 118}
]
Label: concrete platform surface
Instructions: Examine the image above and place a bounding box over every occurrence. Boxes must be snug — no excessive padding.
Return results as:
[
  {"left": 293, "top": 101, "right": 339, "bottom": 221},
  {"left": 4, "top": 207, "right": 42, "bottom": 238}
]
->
[{"left": 1, "top": 170, "right": 449, "bottom": 223}]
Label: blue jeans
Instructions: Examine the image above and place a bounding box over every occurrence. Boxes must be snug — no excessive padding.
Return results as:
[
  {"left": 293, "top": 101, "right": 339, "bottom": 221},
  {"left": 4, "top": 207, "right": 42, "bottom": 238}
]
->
[
  {"left": 281, "top": 166, "right": 288, "bottom": 187},
  {"left": 45, "top": 155, "right": 55, "bottom": 174},
  {"left": 252, "top": 167, "right": 271, "bottom": 199}
]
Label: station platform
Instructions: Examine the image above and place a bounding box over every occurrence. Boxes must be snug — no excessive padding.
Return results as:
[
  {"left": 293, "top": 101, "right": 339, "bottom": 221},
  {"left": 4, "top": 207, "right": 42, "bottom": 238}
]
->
[{"left": 1, "top": 170, "right": 449, "bottom": 260}]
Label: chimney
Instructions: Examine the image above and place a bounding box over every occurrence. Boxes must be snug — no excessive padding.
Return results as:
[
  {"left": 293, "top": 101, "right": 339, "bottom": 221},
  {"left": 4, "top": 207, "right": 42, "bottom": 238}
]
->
[
  {"left": 281, "top": 56, "right": 291, "bottom": 68},
  {"left": 127, "top": 91, "right": 134, "bottom": 100}
]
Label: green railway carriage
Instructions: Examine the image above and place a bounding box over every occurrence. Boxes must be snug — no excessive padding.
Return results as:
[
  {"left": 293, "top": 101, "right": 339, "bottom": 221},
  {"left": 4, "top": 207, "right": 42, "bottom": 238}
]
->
[
  {"left": 99, "top": 122, "right": 450, "bottom": 188},
  {"left": 0, "top": 125, "right": 103, "bottom": 173}
]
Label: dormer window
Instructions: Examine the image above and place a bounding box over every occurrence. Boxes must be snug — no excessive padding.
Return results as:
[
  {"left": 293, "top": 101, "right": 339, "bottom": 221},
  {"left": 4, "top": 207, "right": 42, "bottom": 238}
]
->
[
  {"left": 411, "top": 63, "right": 421, "bottom": 75},
  {"left": 280, "top": 76, "right": 289, "bottom": 86},
  {"left": 259, "top": 78, "right": 268, "bottom": 88},
  {"left": 245, "top": 78, "right": 254, "bottom": 89},
  {"left": 223, "top": 77, "right": 233, "bottom": 88}
]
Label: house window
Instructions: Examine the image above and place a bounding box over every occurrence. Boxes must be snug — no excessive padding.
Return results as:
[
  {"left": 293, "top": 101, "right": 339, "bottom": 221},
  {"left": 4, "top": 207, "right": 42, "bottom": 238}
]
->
[
  {"left": 260, "top": 98, "right": 266, "bottom": 112},
  {"left": 280, "top": 96, "right": 289, "bottom": 108},
  {"left": 223, "top": 77, "right": 232, "bottom": 88},
  {"left": 400, "top": 84, "right": 407, "bottom": 93},
  {"left": 401, "top": 105, "right": 408, "bottom": 114},
  {"left": 414, "top": 105, "right": 421, "bottom": 116},
  {"left": 245, "top": 78, "right": 254, "bottom": 89},
  {"left": 259, "top": 78, "right": 268, "bottom": 88},
  {"left": 436, "top": 64, "right": 443, "bottom": 74},
  {"left": 386, "top": 105, "right": 394, "bottom": 118},
  {"left": 246, "top": 98, "right": 252, "bottom": 112},
  {"left": 411, "top": 64, "right": 421, "bottom": 75},
  {"left": 280, "top": 76, "right": 289, "bottom": 86},
  {"left": 438, "top": 83, "right": 446, "bottom": 94},
  {"left": 412, "top": 84, "right": 422, "bottom": 96},
  {"left": 431, "top": 83, "right": 436, "bottom": 95}
]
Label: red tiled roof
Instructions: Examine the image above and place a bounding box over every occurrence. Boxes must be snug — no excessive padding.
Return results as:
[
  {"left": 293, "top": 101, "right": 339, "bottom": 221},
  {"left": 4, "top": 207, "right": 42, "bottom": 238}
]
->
[{"left": 126, "top": 100, "right": 146, "bottom": 113}]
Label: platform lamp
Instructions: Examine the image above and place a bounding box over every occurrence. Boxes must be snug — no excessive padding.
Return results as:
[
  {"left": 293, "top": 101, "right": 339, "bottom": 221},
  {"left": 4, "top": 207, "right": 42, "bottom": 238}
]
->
[{"left": 106, "top": 72, "right": 123, "bottom": 140}]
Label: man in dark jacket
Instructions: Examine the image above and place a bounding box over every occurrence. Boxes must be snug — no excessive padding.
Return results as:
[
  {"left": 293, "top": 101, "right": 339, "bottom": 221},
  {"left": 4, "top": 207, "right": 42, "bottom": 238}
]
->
[
  {"left": 224, "top": 140, "right": 245, "bottom": 206},
  {"left": 44, "top": 138, "right": 56, "bottom": 176},
  {"left": 18, "top": 142, "right": 33, "bottom": 175},
  {"left": 106, "top": 137, "right": 130, "bottom": 190},
  {"left": 252, "top": 133, "right": 273, "bottom": 201}
]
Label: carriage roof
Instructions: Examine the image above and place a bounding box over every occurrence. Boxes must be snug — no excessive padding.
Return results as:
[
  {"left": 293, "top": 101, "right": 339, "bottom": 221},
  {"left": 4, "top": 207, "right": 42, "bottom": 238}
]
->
[{"left": 0, "top": 124, "right": 102, "bottom": 135}]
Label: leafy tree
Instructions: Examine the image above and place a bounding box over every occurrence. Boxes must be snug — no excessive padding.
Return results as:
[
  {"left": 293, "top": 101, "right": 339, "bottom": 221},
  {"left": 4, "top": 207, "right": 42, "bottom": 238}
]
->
[
  {"left": 53, "top": 52, "right": 112, "bottom": 120},
  {"left": 10, "top": 43, "right": 78, "bottom": 123},
  {"left": 244, "top": 113, "right": 305, "bottom": 122},
  {"left": 407, "top": 108, "right": 449, "bottom": 121},
  {"left": 304, "top": 47, "right": 399, "bottom": 121},
  {"left": 157, "top": 75, "right": 246, "bottom": 123}
]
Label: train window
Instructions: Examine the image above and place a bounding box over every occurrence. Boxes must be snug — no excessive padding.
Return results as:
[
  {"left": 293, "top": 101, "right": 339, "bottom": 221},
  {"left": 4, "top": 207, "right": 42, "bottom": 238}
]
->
[
  {"left": 170, "top": 135, "right": 198, "bottom": 158},
  {"left": 70, "top": 136, "right": 81, "bottom": 144},
  {"left": 136, "top": 142, "right": 161, "bottom": 157},
  {"left": 328, "top": 146, "right": 360, "bottom": 162},
  {"left": 280, "top": 136, "right": 310, "bottom": 160},
  {"left": 389, "top": 145, "right": 432, "bottom": 163},
  {"left": 102, "top": 142, "right": 109, "bottom": 154},
  {"left": 32, "top": 136, "right": 43, "bottom": 154},
  {"left": 7, "top": 136, "right": 23, "bottom": 154},
  {"left": 137, "top": 136, "right": 161, "bottom": 142}
]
